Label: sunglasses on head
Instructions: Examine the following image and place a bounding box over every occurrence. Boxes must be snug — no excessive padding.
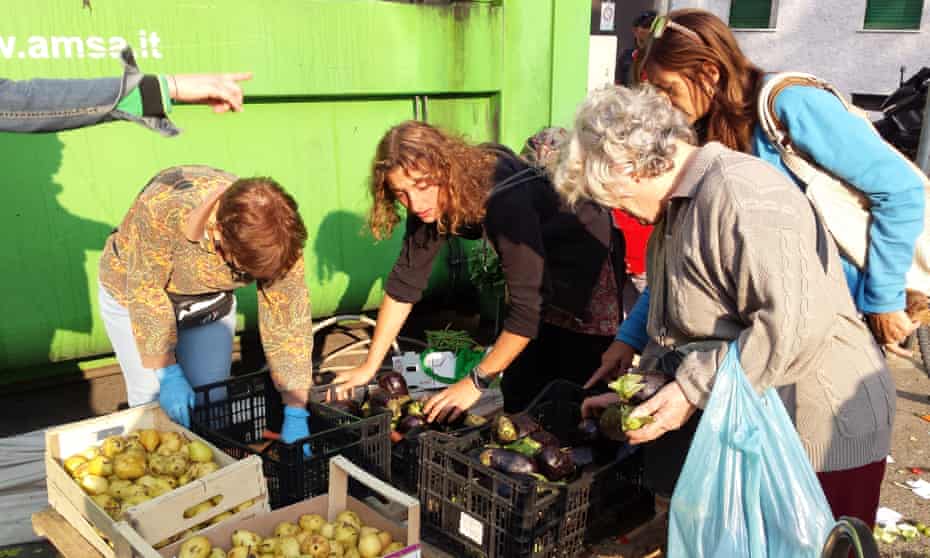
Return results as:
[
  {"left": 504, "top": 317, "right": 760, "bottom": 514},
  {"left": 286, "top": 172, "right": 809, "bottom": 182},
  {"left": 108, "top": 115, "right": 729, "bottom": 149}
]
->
[{"left": 637, "top": 15, "right": 703, "bottom": 81}]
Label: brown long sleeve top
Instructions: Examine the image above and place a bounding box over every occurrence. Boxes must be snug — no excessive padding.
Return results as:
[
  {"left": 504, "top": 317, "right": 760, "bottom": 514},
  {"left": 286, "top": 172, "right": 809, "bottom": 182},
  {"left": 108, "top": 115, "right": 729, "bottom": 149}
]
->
[
  {"left": 639, "top": 143, "right": 893, "bottom": 472},
  {"left": 98, "top": 165, "right": 313, "bottom": 392}
]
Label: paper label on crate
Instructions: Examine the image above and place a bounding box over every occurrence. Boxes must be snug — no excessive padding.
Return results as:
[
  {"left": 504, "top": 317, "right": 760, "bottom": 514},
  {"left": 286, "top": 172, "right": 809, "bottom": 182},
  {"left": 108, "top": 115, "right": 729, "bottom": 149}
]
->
[{"left": 459, "top": 511, "right": 484, "bottom": 545}]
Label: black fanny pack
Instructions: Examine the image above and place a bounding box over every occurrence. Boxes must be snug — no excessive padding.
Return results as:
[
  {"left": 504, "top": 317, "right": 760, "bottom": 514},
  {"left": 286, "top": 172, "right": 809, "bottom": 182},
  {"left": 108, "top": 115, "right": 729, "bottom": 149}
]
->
[{"left": 168, "top": 291, "right": 234, "bottom": 330}]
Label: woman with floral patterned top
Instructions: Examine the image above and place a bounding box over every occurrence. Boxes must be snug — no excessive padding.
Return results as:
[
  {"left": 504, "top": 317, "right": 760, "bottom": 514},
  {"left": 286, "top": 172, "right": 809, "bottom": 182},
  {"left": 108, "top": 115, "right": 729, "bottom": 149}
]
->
[
  {"left": 98, "top": 165, "right": 314, "bottom": 446},
  {"left": 332, "top": 121, "right": 625, "bottom": 417}
]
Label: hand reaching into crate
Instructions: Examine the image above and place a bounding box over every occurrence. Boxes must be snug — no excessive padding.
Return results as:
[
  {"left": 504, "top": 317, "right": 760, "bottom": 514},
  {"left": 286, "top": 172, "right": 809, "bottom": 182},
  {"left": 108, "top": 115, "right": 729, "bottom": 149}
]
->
[
  {"left": 281, "top": 406, "right": 312, "bottom": 457},
  {"left": 156, "top": 364, "right": 195, "bottom": 428}
]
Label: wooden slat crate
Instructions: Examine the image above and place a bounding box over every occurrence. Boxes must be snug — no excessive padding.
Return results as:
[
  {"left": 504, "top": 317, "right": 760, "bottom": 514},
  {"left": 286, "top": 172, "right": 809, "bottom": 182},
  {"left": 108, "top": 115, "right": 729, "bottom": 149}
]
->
[{"left": 45, "top": 403, "right": 269, "bottom": 558}]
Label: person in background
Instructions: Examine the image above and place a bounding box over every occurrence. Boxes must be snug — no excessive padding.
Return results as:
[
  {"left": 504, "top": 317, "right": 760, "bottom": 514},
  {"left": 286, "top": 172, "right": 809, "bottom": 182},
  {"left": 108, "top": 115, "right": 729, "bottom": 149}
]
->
[
  {"left": 0, "top": 47, "right": 251, "bottom": 134},
  {"left": 593, "top": 8, "right": 925, "bottom": 389},
  {"left": 561, "top": 84, "right": 893, "bottom": 527},
  {"left": 521, "top": 127, "right": 652, "bottom": 390},
  {"left": 98, "top": 166, "right": 313, "bottom": 450},
  {"left": 615, "top": 10, "right": 657, "bottom": 86},
  {"left": 332, "top": 121, "right": 624, "bottom": 417}
]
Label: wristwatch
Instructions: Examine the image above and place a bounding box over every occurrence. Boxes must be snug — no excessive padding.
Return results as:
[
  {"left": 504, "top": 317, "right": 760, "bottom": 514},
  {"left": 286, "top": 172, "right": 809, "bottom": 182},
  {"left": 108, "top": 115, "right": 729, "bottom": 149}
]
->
[{"left": 470, "top": 365, "right": 497, "bottom": 391}]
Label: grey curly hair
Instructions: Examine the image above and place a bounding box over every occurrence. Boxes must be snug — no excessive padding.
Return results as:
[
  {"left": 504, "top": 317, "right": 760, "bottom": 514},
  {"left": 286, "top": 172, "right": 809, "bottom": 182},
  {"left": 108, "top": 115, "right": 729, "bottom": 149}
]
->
[{"left": 555, "top": 85, "right": 696, "bottom": 208}]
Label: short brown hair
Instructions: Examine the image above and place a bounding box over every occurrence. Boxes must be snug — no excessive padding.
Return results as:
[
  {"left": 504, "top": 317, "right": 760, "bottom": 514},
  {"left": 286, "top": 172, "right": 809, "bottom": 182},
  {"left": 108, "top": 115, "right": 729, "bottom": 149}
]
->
[
  {"left": 369, "top": 121, "right": 498, "bottom": 240},
  {"left": 216, "top": 177, "right": 307, "bottom": 283},
  {"left": 639, "top": 9, "right": 765, "bottom": 152}
]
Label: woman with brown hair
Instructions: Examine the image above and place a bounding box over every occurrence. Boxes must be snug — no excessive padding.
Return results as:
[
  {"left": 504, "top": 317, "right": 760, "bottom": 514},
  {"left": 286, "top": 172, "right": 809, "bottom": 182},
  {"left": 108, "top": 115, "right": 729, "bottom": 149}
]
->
[
  {"left": 601, "top": 11, "right": 925, "bottom": 378},
  {"left": 332, "top": 120, "right": 624, "bottom": 417},
  {"left": 98, "top": 166, "right": 314, "bottom": 448}
]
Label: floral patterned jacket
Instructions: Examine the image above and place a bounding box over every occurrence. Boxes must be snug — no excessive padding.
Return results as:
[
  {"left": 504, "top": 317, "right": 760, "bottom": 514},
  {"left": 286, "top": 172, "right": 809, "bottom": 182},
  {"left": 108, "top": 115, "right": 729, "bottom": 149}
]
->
[{"left": 99, "top": 165, "right": 313, "bottom": 392}]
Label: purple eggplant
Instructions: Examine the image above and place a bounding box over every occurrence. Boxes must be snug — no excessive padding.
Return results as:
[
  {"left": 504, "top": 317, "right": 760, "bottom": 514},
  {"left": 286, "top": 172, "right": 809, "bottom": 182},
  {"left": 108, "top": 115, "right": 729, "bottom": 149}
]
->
[
  {"left": 368, "top": 388, "right": 391, "bottom": 408},
  {"left": 396, "top": 415, "right": 426, "bottom": 434},
  {"left": 537, "top": 446, "right": 576, "bottom": 482},
  {"left": 479, "top": 448, "right": 538, "bottom": 475},
  {"left": 378, "top": 371, "right": 409, "bottom": 397}
]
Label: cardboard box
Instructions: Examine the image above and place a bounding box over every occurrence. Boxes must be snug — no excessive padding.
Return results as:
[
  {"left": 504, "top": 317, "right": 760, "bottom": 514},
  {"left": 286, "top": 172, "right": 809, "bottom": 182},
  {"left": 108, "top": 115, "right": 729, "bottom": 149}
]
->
[
  {"left": 148, "top": 456, "right": 421, "bottom": 558},
  {"left": 45, "top": 403, "right": 269, "bottom": 558}
]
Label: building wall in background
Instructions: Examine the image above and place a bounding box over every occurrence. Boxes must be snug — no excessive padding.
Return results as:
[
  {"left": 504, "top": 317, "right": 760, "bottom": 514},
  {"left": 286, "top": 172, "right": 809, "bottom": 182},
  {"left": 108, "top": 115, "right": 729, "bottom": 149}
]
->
[{"left": 674, "top": 0, "right": 929, "bottom": 96}]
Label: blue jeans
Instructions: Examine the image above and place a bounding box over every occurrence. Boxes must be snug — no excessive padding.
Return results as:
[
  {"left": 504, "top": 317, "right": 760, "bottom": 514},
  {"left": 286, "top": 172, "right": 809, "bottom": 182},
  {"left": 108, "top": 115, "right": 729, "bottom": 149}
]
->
[{"left": 98, "top": 281, "right": 236, "bottom": 407}]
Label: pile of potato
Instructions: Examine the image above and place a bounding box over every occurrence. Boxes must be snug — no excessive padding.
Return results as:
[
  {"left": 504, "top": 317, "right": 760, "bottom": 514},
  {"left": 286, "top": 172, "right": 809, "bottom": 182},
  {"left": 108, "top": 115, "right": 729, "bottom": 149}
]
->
[
  {"left": 61, "top": 430, "right": 226, "bottom": 521},
  {"left": 178, "top": 510, "right": 407, "bottom": 558}
]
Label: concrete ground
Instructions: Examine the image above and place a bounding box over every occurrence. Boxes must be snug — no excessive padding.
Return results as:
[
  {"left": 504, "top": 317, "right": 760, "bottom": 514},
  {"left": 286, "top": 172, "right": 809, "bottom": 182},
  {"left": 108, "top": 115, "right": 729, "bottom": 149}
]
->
[{"left": 4, "top": 308, "right": 930, "bottom": 557}]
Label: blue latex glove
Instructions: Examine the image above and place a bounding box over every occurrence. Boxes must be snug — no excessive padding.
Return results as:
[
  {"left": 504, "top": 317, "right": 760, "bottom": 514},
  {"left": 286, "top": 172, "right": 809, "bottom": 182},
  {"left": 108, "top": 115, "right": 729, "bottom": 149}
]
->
[
  {"left": 155, "top": 364, "right": 195, "bottom": 428},
  {"left": 281, "top": 405, "right": 311, "bottom": 457}
]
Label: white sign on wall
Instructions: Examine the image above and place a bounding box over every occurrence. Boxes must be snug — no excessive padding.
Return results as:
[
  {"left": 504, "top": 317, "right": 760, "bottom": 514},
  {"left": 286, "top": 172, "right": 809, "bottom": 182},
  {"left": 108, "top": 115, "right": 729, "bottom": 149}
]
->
[{"left": 600, "top": 0, "right": 616, "bottom": 32}]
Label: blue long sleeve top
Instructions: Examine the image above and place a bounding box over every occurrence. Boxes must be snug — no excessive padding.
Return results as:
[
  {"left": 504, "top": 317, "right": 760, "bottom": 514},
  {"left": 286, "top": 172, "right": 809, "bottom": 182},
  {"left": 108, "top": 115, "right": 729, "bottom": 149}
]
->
[{"left": 617, "top": 83, "right": 925, "bottom": 350}]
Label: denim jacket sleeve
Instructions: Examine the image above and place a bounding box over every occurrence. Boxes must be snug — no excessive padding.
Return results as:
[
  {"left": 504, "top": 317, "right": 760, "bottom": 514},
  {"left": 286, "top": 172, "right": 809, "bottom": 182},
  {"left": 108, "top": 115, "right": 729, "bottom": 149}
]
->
[{"left": 0, "top": 47, "right": 179, "bottom": 135}]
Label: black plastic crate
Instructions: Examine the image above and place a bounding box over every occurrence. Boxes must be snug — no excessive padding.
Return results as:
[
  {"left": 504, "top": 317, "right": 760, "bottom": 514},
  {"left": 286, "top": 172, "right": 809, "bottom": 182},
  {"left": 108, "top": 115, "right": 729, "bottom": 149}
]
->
[
  {"left": 190, "top": 370, "right": 391, "bottom": 509},
  {"left": 392, "top": 416, "right": 487, "bottom": 494},
  {"left": 418, "top": 380, "right": 651, "bottom": 558}
]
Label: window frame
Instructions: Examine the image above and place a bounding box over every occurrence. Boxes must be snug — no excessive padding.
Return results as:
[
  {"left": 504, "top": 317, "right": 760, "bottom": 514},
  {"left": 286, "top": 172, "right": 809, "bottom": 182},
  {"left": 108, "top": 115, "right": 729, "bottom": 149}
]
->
[
  {"left": 862, "top": 0, "right": 924, "bottom": 31},
  {"left": 728, "top": 0, "right": 778, "bottom": 30}
]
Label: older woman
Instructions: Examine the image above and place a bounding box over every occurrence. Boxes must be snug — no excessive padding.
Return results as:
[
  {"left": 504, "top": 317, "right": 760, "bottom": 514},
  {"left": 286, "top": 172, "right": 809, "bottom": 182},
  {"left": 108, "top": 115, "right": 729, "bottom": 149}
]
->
[
  {"left": 558, "top": 86, "right": 893, "bottom": 526},
  {"left": 98, "top": 166, "right": 313, "bottom": 448}
]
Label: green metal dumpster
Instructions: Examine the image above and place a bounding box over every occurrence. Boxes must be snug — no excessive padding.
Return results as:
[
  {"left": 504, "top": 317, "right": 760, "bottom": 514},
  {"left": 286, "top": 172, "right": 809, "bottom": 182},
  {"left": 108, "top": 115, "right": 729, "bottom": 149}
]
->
[{"left": 0, "top": 0, "right": 590, "bottom": 383}]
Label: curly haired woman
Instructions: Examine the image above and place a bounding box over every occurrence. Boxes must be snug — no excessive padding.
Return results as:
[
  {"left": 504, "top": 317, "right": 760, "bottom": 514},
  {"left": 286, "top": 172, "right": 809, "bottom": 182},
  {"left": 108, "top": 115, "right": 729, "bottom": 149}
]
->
[{"left": 332, "top": 121, "right": 625, "bottom": 417}]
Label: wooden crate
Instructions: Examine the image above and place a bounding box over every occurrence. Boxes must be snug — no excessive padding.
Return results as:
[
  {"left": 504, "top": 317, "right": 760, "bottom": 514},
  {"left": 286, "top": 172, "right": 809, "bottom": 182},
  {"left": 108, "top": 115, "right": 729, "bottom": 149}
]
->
[
  {"left": 133, "top": 455, "right": 422, "bottom": 558},
  {"left": 45, "top": 403, "right": 269, "bottom": 558}
]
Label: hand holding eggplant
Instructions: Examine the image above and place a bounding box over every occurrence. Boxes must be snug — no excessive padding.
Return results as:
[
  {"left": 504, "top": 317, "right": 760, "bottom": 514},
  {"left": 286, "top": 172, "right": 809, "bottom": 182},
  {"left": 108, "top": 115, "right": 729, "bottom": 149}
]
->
[
  {"left": 423, "top": 377, "right": 481, "bottom": 423},
  {"left": 624, "top": 381, "right": 696, "bottom": 445}
]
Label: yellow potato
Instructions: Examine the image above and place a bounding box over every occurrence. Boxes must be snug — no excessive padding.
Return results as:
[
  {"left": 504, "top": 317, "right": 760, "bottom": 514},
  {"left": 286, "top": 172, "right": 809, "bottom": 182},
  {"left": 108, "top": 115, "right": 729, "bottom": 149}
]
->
[
  {"left": 335, "top": 510, "right": 362, "bottom": 531},
  {"left": 79, "top": 475, "right": 108, "bottom": 496},
  {"left": 299, "top": 535, "right": 329, "bottom": 558},
  {"left": 138, "top": 429, "right": 161, "bottom": 452},
  {"left": 277, "top": 536, "right": 301, "bottom": 558},
  {"left": 178, "top": 535, "right": 211, "bottom": 558},
  {"left": 188, "top": 440, "right": 214, "bottom": 463},
  {"left": 376, "top": 530, "right": 392, "bottom": 549},
  {"left": 158, "top": 431, "right": 185, "bottom": 454},
  {"left": 231, "top": 529, "right": 262, "bottom": 549},
  {"left": 86, "top": 455, "right": 113, "bottom": 477},
  {"left": 274, "top": 521, "right": 300, "bottom": 538},
  {"left": 207, "top": 548, "right": 226, "bottom": 558},
  {"left": 183, "top": 501, "right": 214, "bottom": 520},
  {"left": 100, "top": 436, "right": 125, "bottom": 458},
  {"left": 113, "top": 453, "right": 146, "bottom": 480},
  {"left": 225, "top": 547, "right": 251, "bottom": 558},
  {"left": 63, "top": 455, "right": 87, "bottom": 475}
]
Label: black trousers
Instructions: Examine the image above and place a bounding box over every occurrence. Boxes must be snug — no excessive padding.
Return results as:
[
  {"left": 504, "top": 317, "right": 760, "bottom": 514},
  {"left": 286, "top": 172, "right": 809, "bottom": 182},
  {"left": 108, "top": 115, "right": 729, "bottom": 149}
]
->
[{"left": 501, "top": 322, "right": 614, "bottom": 413}]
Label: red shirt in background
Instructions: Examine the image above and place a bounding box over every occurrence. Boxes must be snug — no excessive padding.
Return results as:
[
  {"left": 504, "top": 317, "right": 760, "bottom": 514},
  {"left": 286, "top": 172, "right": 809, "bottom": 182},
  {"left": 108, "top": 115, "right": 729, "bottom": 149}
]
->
[{"left": 612, "top": 209, "right": 652, "bottom": 275}]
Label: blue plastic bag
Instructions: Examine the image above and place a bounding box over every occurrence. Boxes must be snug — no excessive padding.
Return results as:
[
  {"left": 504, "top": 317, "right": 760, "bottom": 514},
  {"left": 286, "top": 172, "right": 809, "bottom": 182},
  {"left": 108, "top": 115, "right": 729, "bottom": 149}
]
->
[{"left": 668, "top": 342, "right": 834, "bottom": 558}]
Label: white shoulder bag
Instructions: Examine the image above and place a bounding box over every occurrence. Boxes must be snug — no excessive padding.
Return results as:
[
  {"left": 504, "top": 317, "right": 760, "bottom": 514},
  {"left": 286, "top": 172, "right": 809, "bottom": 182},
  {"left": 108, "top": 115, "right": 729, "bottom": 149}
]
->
[{"left": 757, "top": 72, "right": 930, "bottom": 295}]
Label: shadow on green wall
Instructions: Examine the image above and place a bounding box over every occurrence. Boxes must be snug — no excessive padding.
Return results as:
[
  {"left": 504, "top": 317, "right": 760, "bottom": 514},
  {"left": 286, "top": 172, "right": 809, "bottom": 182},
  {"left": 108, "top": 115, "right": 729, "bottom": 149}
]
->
[
  {"left": 313, "top": 209, "right": 382, "bottom": 313},
  {"left": 0, "top": 132, "right": 111, "bottom": 431}
]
